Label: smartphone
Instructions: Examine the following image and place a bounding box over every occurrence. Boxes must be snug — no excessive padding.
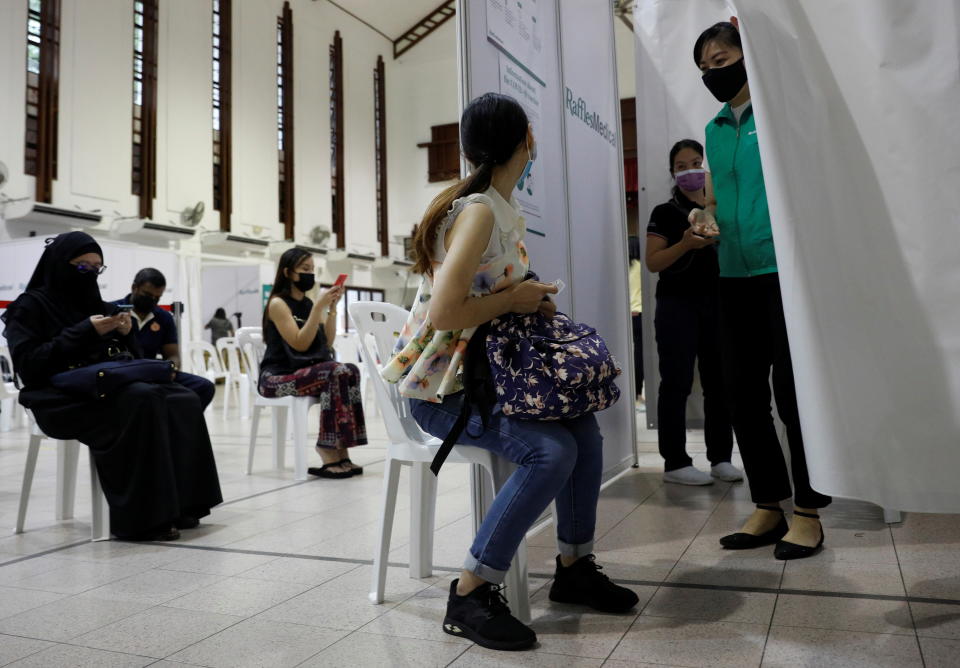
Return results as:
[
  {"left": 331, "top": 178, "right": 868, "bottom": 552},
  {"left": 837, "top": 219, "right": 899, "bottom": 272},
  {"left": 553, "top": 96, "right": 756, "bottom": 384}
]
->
[
  {"left": 333, "top": 273, "right": 349, "bottom": 288},
  {"left": 115, "top": 304, "right": 134, "bottom": 312},
  {"left": 552, "top": 280, "right": 566, "bottom": 295}
]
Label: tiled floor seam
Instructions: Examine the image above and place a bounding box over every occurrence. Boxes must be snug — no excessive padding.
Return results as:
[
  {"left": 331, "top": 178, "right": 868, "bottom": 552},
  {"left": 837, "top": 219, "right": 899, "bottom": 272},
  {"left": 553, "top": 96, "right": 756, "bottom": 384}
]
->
[{"left": 888, "top": 522, "right": 927, "bottom": 666}]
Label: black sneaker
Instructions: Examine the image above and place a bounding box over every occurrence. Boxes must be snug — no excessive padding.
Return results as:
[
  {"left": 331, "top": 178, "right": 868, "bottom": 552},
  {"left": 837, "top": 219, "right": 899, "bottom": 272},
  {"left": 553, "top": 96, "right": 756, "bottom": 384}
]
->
[
  {"left": 548, "top": 555, "right": 639, "bottom": 613},
  {"left": 443, "top": 579, "right": 537, "bottom": 651}
]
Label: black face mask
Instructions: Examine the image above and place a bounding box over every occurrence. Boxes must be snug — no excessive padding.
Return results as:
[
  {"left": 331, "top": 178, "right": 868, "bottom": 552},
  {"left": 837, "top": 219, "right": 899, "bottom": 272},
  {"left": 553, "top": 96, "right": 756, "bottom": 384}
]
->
[
  {"left": 702, "top": 58, "right": 748, "bottom": 103},
  {"left": 133, "top": 293, "right": 159, "bottom": 313},
  {"left": 293, "top": 273, "right": 315, "bottom": 292}
]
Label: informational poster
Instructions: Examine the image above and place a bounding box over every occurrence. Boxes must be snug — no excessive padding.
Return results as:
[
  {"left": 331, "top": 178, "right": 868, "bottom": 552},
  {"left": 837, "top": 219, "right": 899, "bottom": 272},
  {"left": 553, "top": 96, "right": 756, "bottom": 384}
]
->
[
  {"left": 486, "top": 0, "right": 546, "bottom": 86},
  {"left": 498, "top": 53, "right": 545, "bottom": 232}
]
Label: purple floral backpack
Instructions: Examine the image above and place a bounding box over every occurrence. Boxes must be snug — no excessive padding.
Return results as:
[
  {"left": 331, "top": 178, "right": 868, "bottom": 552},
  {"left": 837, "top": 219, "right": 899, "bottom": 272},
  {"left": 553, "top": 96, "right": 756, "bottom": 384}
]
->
[
  {"left": 429, "top": 309, "right": 621, "bottom": 476},
  {"left": 487, "top": 311, "right": 621, "bottom": 420}
]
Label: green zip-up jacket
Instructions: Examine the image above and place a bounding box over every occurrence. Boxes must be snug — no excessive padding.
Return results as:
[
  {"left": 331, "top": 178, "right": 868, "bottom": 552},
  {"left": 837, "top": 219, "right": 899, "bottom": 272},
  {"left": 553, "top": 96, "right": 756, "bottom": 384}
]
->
[{"left": 705, "top": 102, "right": 778, "bottom": 278}]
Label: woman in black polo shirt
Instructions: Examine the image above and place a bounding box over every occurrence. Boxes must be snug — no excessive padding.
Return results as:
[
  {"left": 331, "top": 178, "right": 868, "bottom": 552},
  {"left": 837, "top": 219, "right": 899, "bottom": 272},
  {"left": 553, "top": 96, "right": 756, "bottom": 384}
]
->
[{"left": 646, "top": 139, "right": 741, "bottom": 486}]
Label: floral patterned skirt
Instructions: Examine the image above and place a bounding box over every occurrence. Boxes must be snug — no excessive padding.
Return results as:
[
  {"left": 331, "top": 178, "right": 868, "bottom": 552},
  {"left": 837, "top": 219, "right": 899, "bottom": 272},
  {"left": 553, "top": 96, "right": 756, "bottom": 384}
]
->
[{"left": 258, "top": 361, "right": 367, "bottom": 449}]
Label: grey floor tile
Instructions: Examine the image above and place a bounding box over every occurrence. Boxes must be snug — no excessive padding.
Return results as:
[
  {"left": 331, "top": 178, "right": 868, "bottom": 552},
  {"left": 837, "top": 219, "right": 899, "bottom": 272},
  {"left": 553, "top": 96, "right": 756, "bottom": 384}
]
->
[
  {"left": 77, "top": 568, "right": 223, "bottom": 605},
  {"left": 0, "top": 595, "right": 151, "bottom": 642},
  {"left": 898, "top": 553, "right": 960, "bottom": 600},
  {"left": 165, "top": 575, "right": 312, "bottom": 617},
  {"left": 609, "top": 617, "right": 768, "bottom": 667},
  {"left": 0, "top": 634, "right": 53, "bottom": 666},
  {"left": 0, "top": 585, "right": 66, "bottom": 620},
  {"left": 910, "top": 601, "right": 960, "bottom": 639},
  {"left": 667, "top": 552, "right": 785, "bottom": 590},
  {"left": 762, "top": 626, "right": 923, "bottom": 667},
  {"left": 360, "top": 587, "right": 472, "bottom": 645},
  {"left": 643, "top": 586, "right": 777, "bottom": 625},
  {"left": 73, "top": 605, "right": 242, "bottom": 659},
  {"left": 168, "top": 618, "right": 346, "bottom": 668},
  {"left": 772, "top": 593, "right": 915, "bottom": 636},
  {"left": 5, "top": 643, "right": 154, "bottom": 667},
  {"left": 158, "top": 549, "right": 277, "bottom": 576},
  {"left": 919, "top": 636, "right": 960, "bottom": 668},
  {"left": 10, "top": 558, "right": 147, "bottom": 595},
  {"left": 299, "top": 632, "right": 468, "bottom": 667},
  {"left": 781, "top": 559, "right": 906, "bottom": 596},
  {"left": 56, "top": 541, "right": 184, "bottom": 569},
  {"left": 235, "top": 555, "right": 359, "bottom": 586},
  {"left": 603, "top": 661, "right": 685, "bottom": 668},
  {"left": 450, "top": 645, "right": 603, "bottom": 667}
]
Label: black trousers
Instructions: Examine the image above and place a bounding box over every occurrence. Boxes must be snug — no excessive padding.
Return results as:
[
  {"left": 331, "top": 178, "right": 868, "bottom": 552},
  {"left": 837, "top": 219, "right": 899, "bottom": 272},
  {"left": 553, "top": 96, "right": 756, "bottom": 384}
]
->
[
  {"left": 655, "top": 292, "right": 733, "bottom": 471},
  {"left": 175, "top": 371, "right": 215, "bottom": 409},
  {"left": 632, "top": 313, "right": 644, "bottom": 398},
  {"left": 718, "top": 273, "right": 831, "bottom": 508}
]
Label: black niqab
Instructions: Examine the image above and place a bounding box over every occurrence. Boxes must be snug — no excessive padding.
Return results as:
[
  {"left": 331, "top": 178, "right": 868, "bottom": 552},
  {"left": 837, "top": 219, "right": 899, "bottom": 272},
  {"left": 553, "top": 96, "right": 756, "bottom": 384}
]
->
[{"left": 4, "top": 231, "right": 108, "bottom": 329}]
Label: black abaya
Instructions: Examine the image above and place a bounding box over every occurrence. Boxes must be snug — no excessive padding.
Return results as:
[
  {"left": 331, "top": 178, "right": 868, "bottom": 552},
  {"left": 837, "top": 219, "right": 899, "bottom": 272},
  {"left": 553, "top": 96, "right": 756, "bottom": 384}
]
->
[{"left": 3, "top": 232, "right": 222, "bottom": 537}]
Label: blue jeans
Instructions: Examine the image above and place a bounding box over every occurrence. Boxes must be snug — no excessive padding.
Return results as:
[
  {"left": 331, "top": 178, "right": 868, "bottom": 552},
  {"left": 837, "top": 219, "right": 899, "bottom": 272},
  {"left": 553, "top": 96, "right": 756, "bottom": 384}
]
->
[{"left": 411, "top": 394, "right": 603, "bottom": 584}]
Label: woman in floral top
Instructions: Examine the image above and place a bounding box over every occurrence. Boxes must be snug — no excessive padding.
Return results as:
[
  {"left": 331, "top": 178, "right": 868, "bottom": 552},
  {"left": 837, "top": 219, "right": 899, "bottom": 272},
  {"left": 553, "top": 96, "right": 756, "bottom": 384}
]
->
[{"left": 382, "top": 93, "right": 638, "bottom": 651}]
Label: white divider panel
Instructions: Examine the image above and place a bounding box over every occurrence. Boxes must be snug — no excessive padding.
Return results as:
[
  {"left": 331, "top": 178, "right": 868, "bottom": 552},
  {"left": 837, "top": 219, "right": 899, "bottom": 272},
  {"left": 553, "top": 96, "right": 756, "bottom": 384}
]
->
[{"left": 459, "top": 0, "right": 637, "bottom": 479}]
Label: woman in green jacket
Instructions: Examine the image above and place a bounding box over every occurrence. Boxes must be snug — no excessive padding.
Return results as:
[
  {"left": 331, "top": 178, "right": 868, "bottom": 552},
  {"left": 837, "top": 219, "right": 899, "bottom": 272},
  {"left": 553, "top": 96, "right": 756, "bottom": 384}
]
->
[{"left": 691, "top": 20, "right": 831, "bottom": 560}]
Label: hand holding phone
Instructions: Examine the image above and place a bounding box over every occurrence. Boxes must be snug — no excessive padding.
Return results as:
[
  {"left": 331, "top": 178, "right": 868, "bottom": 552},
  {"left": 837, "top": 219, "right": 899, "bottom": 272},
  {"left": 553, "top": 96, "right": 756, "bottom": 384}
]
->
[{"left": 116, "top": 304, "right": 135, "bottom": 312}]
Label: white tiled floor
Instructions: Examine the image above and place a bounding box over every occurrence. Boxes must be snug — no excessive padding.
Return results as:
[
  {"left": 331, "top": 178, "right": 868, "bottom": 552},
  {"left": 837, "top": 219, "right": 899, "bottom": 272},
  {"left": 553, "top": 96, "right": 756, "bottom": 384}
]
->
[{"left": 0, "top": 394, "right": 957, "bottom": 666}]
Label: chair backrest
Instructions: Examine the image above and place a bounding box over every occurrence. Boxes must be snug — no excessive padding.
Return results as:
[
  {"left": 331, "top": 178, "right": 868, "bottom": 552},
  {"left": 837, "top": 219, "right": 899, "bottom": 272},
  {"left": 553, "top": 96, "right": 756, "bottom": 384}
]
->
[
  {"left": 334, "top": 333, "right": 362, "bottom": 365},
  {"left": 0, "top": 346, "right": 19, "bottom": 398},
  {"left": 186, "top": 341, "right": 224, "bottom": 376},
  {"left": 216, "top": 336, "right": 243, "bottom": 375},
  {"left": 348, "top": 301, "right": 430, "bottom": 445},
  {"left": 236, "top": 327, "right": 264, "bottom": 379}
]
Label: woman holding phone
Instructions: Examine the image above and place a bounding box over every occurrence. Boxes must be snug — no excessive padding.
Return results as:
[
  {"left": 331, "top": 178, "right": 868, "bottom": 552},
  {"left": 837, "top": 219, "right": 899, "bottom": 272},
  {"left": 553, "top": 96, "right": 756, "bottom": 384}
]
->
[
  {"left": 259, "top": 249, "right": 367, "bottom": 478},
  {"left": 692, "top": 20, "right": 831, "bottom": 559}
]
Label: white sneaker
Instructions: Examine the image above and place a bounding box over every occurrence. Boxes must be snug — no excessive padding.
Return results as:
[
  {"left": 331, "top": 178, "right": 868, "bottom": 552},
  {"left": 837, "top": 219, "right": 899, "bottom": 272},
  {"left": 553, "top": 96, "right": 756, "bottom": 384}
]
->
[
  {"left": 711, "top": 462, "right": 744, "bottom": 482},
  {"left": 663, "top": 466, "right": 714, "bottom": 486}
]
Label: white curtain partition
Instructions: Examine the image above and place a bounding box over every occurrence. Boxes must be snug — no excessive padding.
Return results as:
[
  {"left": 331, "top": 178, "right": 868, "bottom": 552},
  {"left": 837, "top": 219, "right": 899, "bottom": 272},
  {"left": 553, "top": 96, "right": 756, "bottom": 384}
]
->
[
  {"left": 734, "top": 1, "right": 960, "bottom": 512},
  {"left": 637, "top": 0, "right": 960, "bottom": 512}
]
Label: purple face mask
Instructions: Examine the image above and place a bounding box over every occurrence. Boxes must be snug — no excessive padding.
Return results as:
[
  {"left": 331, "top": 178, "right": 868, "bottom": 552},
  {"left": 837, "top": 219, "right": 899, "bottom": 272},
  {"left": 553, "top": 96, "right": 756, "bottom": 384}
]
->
[{"left": 675, "top": 168, "right": 706, "bottom": 192}]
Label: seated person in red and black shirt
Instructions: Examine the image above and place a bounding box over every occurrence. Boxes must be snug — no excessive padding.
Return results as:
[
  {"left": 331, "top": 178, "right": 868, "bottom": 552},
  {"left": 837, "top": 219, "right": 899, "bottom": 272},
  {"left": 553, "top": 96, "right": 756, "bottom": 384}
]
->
[{"left": 114, "top": 268, "right": 215, "bottom": 409}]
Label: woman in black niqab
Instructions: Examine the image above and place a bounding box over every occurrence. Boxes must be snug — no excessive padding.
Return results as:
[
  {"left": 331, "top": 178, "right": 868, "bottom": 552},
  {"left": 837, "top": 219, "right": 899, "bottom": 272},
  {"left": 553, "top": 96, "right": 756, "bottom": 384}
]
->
[{"left": 3, "top": 232, "right": 222, "bottom": 541}]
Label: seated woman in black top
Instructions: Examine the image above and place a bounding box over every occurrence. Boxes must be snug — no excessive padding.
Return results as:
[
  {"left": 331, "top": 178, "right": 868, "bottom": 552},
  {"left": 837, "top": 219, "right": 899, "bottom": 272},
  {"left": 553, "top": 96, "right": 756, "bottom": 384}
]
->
[
  {"left": 646, "top": 139, "right": 742, "bottom": 487},
  {"left": 260, "top": 248, "right": 367, "bottom": 478},
  {"left": 2, "top": 232, "right": 222, "bottom": 541}
]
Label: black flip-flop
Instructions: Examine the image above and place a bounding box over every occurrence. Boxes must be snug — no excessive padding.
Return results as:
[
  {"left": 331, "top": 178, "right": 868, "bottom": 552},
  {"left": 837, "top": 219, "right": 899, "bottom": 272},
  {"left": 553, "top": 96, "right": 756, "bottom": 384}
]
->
[
  {"left": 339, "top": 458, "right": 363, "bottom": 475},
  {"left": 308, "top": 463, "right": 354, "bottom": 479}
]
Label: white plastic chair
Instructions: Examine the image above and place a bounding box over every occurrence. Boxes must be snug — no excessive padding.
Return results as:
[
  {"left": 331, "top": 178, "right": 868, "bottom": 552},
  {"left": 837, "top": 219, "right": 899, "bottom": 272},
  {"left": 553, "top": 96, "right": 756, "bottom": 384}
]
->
[
  {"left": 349, "top": 301, "right": 539, "bottom": 624},
  {"left": 334, "top": 333, "right": 377, "bottom": 417},
  {"left": 238, "top": 327, "right": 320, "bottom": 481},
  {"left": 186, "top": 341, "right": 230, "bottom": 417},
  {"left": 16, "top": 410, "right": 110, "bottom": 541},
  {"left": 0, "top": 346, "right": 24, "bottom": 432},
  {"left": 217, "top": 336, "right": 250, "bottom": 419}
]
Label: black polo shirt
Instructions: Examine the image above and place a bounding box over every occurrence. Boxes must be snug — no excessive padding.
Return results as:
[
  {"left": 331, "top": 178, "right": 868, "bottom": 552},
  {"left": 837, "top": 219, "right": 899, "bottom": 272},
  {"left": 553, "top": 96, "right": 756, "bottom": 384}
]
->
[
  {"left": 114, "top": 294, "right": 177, "bottom": 360},
  {"left": 646, "top": 192, "right": 720, "bottom": 298}
]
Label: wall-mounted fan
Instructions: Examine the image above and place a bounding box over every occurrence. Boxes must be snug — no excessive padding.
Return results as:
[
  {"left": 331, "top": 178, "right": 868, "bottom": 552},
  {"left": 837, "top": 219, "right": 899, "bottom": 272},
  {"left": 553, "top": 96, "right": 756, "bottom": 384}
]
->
[
  {"left": 310, "top": 225, "right": 331, "bottom": 246},
  {"left": 180, "top": 201, "right": 205, "bottom": 227}
]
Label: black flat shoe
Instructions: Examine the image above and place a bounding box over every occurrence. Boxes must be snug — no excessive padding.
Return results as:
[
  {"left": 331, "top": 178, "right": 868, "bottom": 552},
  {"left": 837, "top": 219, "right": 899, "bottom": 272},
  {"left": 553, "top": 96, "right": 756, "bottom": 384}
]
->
[
  {"left": 720, "top": 505, "right": 789, "bottom": 550},
  {"left": 338, "top": 458, "right": 363, "bottom": 475},
  {"left": 775, "top": 511, "right": 825, "bottom": 560},
  {"left": 175, "top": 516, "right": 200, "bottom": 530},
  {"left": 118, "top": 525, "right": 180, "bottom": 542},
  {"left": 307, "top": 463, "right": 354, "bottom": 479}
]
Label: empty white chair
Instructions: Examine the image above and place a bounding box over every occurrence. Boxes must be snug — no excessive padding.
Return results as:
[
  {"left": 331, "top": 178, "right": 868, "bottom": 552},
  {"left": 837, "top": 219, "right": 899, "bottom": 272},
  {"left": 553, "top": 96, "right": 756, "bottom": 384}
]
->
[
  {"left": 186, "top": 341, "right": 231, "bottom": 417},
  {"left": 0, "top": 346, "right": 24, "bottom": 432},
  {"left": 16, "top": 411, "right": 110, "bottom": 541},
  {"left": 334, "top": 332, "right": 377, "bottom": 417},
  {"left": 217, "top": 336, "right": 250, "bottom": 419},
  {"left": 238, "top": 327, "right": 320, "bottom": 481},
  {"left": 350, "top": 301, "right": 540, "bottom": 624}
]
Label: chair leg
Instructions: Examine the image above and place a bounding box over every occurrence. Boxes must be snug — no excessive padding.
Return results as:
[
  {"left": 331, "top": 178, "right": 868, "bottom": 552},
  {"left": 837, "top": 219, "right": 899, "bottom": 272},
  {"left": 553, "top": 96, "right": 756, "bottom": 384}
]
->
[
  {"left": 370, "top": 456, "right": 402, "bottom": 604},
  {"left": 222, "top": 376, "right": 232, "bottom": 419},
  {"left": 56, "top": 440, "right": 80, "bottom": 521},
  {"left": 239, "top": 375, "right": 251, "bottom": 420},
  {"left": 15, "top": 434, "right": 42, "bottom": 534},
  {"left": 247, "top": 405, "right": 263, "bottom": 475},
  {"left": 291, "top": 400, "right": 309, "bottom": 481},
  {"left": 409, "top": 462, "right": 437, "bottom": 579},
  {"left": 89, "top": 452, "right": 110, "bottom": 541},
  {"left": 272, "top": 407, "right": 288, "bottom": 471}
]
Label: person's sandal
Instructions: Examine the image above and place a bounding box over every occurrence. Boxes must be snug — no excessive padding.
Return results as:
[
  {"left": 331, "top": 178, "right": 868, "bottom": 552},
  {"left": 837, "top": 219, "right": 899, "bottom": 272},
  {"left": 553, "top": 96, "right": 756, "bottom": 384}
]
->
[
  {"left": 307, "top": 463, "right": 354, "bottom": 479},
  {"left": 338, "top": 458, "right": 363, "bottom": 475}
]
